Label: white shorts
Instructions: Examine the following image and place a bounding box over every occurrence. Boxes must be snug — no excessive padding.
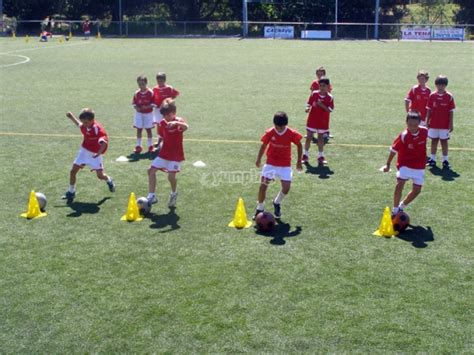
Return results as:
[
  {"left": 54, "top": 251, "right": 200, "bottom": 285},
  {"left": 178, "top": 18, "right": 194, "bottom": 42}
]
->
[
  {"left": 134, "top": 112, "right": 154, "bottom": 129},
  {"left": 306, "top": 127, "right": 329, "bottom": 134},
  {"left": 84, "top": 31, "right": 91, "bottom": 35},
  {"left": 153, "top": 108, "right": 163, "bottom": 124},
  {"left": 73, "top": 147, "right": 104, "bottom": 170},
  {"left": 397, "top": 166, "right": 425, "bottom": 186},
  {"left": 428, "top": 128, "right": 449, "bottom": 140},
  {"left": 261, "top": 164, "right": 293, "bottom": 182},
  {"left": 151, "top": 157, "right": 181, "bottom": 173}
]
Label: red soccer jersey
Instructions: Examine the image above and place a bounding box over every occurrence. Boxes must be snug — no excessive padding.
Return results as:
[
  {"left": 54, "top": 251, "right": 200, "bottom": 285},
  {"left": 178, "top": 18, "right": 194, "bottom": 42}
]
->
[
  {"left": 80, "top": 121, "right": 108, "bottom": 154},
  {"left": 406, "top": 85, "right": 431, "bottom": 119},
  {"left": 83, "top": 22, "right": 91, "bottom": 32},
  {"left": 391, "top": 127, "right": 428, "bottom": 170},
  {"left": 157, "top": 117, "right": 186, "bottom": 162},
  {"left": 426, "top": 91, "right": 455, "bottom": 129},
  {"left": 310, "top": 80, "right": 333, "bottom": 93},
  {"left": 133, "top": 89, "right": 155, "bottom": 114},
  {"left": 307, "top": 91, "right": 334, "bottom": 130},
  {"left": 261, "top": 127, "right": 303, "bottom": 167},
  {"left": 153, "top": 85, "right": 180, "bottom": 108}
]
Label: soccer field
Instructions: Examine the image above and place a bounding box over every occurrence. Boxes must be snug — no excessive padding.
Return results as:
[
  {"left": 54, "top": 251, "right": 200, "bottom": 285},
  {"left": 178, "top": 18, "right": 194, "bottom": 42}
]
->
[{"left": 1, "top": 37, "right": 473, "bottom": 352}]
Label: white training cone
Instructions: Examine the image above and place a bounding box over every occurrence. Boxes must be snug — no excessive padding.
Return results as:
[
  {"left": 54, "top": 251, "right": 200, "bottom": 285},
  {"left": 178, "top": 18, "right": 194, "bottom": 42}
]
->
[
  {"left": 116, "top": 156, "right": 129, "bottom": 162},
  {"left": 193, "top": 160, "right": 206, "bottom": 168}
]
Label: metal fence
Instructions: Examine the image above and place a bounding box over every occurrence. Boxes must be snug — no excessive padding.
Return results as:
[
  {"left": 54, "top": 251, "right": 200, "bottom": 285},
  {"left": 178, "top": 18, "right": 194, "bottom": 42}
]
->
[{"left": 4, "top": 20, "right": 474, "bottom": 41}]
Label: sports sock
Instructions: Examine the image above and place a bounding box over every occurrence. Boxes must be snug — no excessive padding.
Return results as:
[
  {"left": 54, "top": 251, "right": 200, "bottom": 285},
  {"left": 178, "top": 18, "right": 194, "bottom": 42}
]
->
[
  {"left": 68, "top": 184, "right": 76, "bottom": 193},
  {"left": 304, "top": 150, "right": 309, "bottom": 156},
  {"left": 430, "top": 154, "right": 436, "bottom": 160},
  {"left": 147, "top": 192, "right": 155, "bottom": 200},
  {"left": 442, "top": 155, "right": 448, "bottom": 162},
  {"left": 392, "top": 206, "right": 399, "bottom": 214},
  {"left": 137, "top": 138, "right": 142, "bottom": 147},
  {"left": 273, "top": 191, "right": 286, "bottom": 205},
  {"left": 398, "top": 202, "right": 406, "bottom": 211},
  {"left": 147, "top": 138, "right": 153, "bottom": 147},
  {"left": 318, "top": 151, "right": 324, "bottom": 158},
  {"left": 256, "top": 202, "right": 264, "bottom": 211}
]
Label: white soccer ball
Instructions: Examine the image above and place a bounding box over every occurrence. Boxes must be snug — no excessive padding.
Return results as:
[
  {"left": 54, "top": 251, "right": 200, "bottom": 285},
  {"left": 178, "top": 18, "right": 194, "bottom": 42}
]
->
[
  {"left": 136, "top": 197, "right": 151, "bottom": 216},
  {"left": 35, "top": 192, "right": 47, "bottom": 212}
]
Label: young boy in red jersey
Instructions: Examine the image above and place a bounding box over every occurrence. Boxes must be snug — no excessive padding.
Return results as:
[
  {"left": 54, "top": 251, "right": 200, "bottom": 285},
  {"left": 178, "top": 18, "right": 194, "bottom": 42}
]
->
[
  {"left": 303, "top": 77, "right": 334, "bottom": 166},
  {"left": 255, "top": 111, "right": 303, "bottom": 219},
  {"left": 132, "top": 75, "right": 156, "bottom": 154},
  {"left": 383, "top": 111, "right": 428, "bottom": 216},
  {"left": 62, "top": 108, "right": 115, "bottom": 202},
  {"left": 405, "top": 70, "right": 431, "bottom": 126},
  {"left": 82, "top": 19, "right": 91, "bottom": 40},
  {"left": 152, "top": 72, "right": 180, "bottom": 148},
  {"left": 147, "top": 99, "right": 188, "bottom": 208},
  {"left": 310, "top": 67, "right": 333, "bottom": 139},
  {"left": 426, "top": 75, "right": 456, "bottom": 169}
]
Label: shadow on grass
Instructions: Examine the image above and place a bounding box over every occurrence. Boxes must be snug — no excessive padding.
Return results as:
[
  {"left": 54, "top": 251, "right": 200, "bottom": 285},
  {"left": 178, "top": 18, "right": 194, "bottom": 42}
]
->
[
  {"left": 397, "top": 225, "right": 434, "bottom": 248},
  {"left": 255, "top": 219, "right": 302, "bottom": 246},
  {"left": 126, "top": 151, "right": 156, "bottom": 162},
  {"left": 54, "top": 197, "right": 111, "bottom": 217},
  {"left": 149, "top": 207, "right": 180, "bottom": 233},
  {"left": 428, "top": 166, "right": 460, "bottom": 182},
  {"left": 305, "top": 163, "right": 334, "bottom": 179}
]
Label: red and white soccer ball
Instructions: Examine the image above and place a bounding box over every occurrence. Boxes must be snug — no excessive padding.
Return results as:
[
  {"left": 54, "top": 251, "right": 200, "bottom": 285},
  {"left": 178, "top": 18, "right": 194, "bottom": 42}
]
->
[{"left": 392, "top": 211, "right": 410, "bottom": 232}]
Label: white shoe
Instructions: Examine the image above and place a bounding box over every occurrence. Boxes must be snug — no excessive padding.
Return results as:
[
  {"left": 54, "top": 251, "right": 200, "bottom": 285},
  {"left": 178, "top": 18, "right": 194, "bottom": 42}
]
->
[
  {"left": 147, "top": 195, "right": 158, "bottom": 204},
  {"left": 168, "top": 192, "right": 178, "bottom": 208}
]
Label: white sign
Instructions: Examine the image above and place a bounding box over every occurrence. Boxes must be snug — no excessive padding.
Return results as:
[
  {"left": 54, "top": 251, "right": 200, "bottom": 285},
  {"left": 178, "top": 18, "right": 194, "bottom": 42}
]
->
[
  {"left": 301, "top": 30, "right": 331, "bottom": 39},
  {"left": 401, "top": 27, "right": 431, "bottom": 40},
  {"left": 264, "top": 26, "right": 294, "bottom": 39},
  {"left": 433, "top": 28, "right": 464, "bottom": 40}
]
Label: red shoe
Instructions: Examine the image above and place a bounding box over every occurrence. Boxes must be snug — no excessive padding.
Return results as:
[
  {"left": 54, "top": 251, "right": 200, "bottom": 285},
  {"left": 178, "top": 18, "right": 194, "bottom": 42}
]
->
[
  {"left": 134, "top": 146, "right": 142, "bottom": 154},
  {"left": 301, "top": 154, "right": 309, "bottom": 164},
  {"left": 317, "top": 156, "right": 327, "bottom": 165},
  {"left": 148, "top": 146, "right": 155, "bottom": 153}
]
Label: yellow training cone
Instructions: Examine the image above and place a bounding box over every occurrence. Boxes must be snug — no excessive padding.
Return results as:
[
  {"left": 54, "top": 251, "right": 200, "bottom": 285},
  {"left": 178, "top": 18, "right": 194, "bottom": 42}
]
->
[
  {"left": 228, "top": 197, "right": 252, "bottom": 229},
  {"left": 121, "top": 192, "right": 143, "bottom": 222},
  {"left": 25, "top": 35, "right": 29, "bottom": 43},
  {"left": 373, "top": 206, "right": 398, "bottom": 237},
  {"left": 12, "top": 32, "right": 16, "bottom": 39},
  {"left": 21, "top": 190, "right": 47, "bottom": 219},
  {"left": 96, "top": 32, "right": 102, "bottom": 39},
  {"left": 69, "top": 31, "right": 73, "bottom": 38}
]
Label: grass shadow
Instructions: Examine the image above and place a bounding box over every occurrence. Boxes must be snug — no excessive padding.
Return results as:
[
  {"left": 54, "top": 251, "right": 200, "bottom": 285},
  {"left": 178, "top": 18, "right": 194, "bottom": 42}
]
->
[
  {"left": 305, "top": 163, "right": 334, "bottom": 179},
  {"left": 54, "top": 197, "right": 111, "bottom": 217},
  {"left": 397, "top": 225, "right": 435, "bottom": 248},
  {"left": 255, "top": 219, "right": 302, "bottom": 245},
  {"left": 126, "top": 151, "right": 156, "bottom": 162},
  {"left": 149, "top": 207, "right": 181, "bottom": 233},
  {"left": 428, "top": 166, "right": 460, "bottom": 182}
]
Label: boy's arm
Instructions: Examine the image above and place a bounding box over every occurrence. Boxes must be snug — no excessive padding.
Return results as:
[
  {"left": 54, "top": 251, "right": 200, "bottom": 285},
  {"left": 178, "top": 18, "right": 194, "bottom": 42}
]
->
[
  {"left": 449, "top": 111, "right": 454, "bottom": 132},
  {"left": 92, "top": 141, "right": 107, "bottom": 158},
  {"left": 256, "top": 144, "right": 267, "bottom": 168},
  {"left": 425, "top": 108, "right": 431, "bottom": 128},
  {"left": 404, "top": 99, "right": 410, "bottom": 113},
  {"left": 168, "top": 119, "right": 189, "bottom": 132},
  {"left": 316, "top": 101, "right": 331, "bottom": 112},
  {"left": 66, "top": 112, "right": 81, "bottom": 126},
  {"left": 383, "top": 150, "right": 396, "bottom": 172},
  {"left": 295, "top": 142, "right": 303, "bottom": 171}
]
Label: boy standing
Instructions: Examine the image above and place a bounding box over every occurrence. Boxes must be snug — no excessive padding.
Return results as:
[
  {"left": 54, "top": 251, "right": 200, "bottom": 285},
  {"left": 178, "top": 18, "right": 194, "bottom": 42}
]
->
[
  {"left": 132, "top": 75, "right": 156, "bottom": 154},
  {"left": 383, "top": 112, "right": 428, "bottom": 216},
  {"left": 62, "top": 109, "right": 115, "bottom": 202},
  {"left": 309, "top": 66, "right": 333, "bottom": 93},
  {"left": 255, "top": 111, "right": 303, "bottom": 219},
  {"left": 303, "top": 77, "right": 334, "bottom": 165},
  {"left": 426, "top": 75, "right": 455, "bottom": 169},
  {"left": 405, "top": 70, "right": 431, "bottom": 126},
  {"left": 152, "top": 72, "right": 180, "bottom": 148},
  {"left": 147, "top": 99, "right": 188, "bottom": 208}
]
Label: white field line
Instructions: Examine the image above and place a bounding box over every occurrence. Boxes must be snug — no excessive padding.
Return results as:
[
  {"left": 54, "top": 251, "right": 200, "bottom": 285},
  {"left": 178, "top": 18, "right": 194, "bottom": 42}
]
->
[
  {"left": 0, "top": 41, "right": 90, "bottom": 55},
  {"left": 0, "top": 54, "right": 31, "bottom": 68}
]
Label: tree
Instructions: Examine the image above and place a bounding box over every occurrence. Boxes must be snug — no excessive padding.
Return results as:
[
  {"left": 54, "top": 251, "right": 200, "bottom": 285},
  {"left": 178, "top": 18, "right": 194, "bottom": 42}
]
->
[{"left": 453, "top": 0, "right": 474, "bottom": 24}]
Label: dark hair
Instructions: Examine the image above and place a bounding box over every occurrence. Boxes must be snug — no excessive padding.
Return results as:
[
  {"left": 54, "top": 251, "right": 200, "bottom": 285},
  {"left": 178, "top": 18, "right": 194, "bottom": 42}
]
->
[
  {"left": 156, "top": 72, "right": 167, "bottom": 81},
  {"left": 273, "top": 111, "right": 288, "bottom": 127},
  {"left": 318, "top": 76, "right": 330, "bottom": 86},
  {"left": 417, "top": 70, "right": 429, "bottom": 80},
  {"left": 160, "top": 98, "right": 177, "bottom": 115},
  {"left": 137, "top": 75, "right": 147, "bottom": 84},
  {"left": 435, "top": 75, "right": 448, "bottom": 86},
  {"left": 406, "top": 111, "right": 421, "bottom": 122},
  {"left": 79, "top": 108, "right": 95, "bottom": 121},
  {"left": 316, "top": 66, "right": 326, "bottom": 74}
]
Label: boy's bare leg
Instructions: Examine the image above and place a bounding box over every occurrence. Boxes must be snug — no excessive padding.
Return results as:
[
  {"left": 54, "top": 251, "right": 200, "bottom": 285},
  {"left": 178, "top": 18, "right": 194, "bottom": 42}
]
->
[
  {"left": 146, "top": 128, "right": 153, "bottom": 149},
  {"left": 69, "top": 165, "right": 81, "bottom": 186},
  {"left": 317, "top": 133, "right": 325, "bottom": 154},
  {"left": 147, "top": 167, "right": 158, "bottom": 203},
  {"left": 96, "top": 169, "right": 109, "bottom": 181},
  {"left": 393, "top": 179, "right": 406, "bottom": 213},
  {"left": 304, "top": 132, "right": 313, "bottom": 152},
  {"left": 401, "top": 184, "right": 422, "bottom": 207},
  {"left": 168, "top": 172, "right": 177, "bottom": 193},
  {"left": 430, "top": 138, "right": 439, "bottom": 157},
  {"left": 440, "top": 139, "right": 449, "bottom": 164}
]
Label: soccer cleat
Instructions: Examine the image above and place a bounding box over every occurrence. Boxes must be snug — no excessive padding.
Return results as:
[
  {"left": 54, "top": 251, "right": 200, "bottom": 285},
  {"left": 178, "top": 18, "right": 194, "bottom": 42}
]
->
[
  {"left": 318, "top": 156, "right": 327, "bottom": 165},
  {"left": 147, "top": 195, "right": 158, "bottom": 205},
  {"left": 168, "top": 192, "right": 178, "bottom": 208},
  {"left": 301, "top": 154, "right": 309, "bottom": 164},
  {"left": 62, "top": 191, "right": 75, "bottom": 201},
  {"left": 148, "top": 146, "right": 155, "bottom": 153},
  {"left": 107, "top": 178, "right": 115, "bottom": 192},
  {"left": 253, "top": 209, "right": 264, "bottom": 220},
  {"left": 273, "top": 201, "right": 281, "bottom": 219},
  {"left": 134, "top": 146, "right": 142, "bottom": 154},
  {"left": 442, "top": 160, "right": 450, "bottom": 169},
  {"left": 426, "top": 158, "right": 436, "bottom": 167}
]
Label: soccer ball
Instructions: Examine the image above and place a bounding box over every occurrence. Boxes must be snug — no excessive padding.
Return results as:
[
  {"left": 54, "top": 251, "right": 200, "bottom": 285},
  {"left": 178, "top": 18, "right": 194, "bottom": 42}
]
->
[
  {"left": 255, "top": 211, "right": 276, "bottom": 233},
  {"left": 392, "top": 211, "right": 410, "bottom": 232},
  {"left": 35, "top": 192, "right": 47, "bottom": 212},
  {"left": 136, "top": 197, "right": 151, "bottom": 216}
]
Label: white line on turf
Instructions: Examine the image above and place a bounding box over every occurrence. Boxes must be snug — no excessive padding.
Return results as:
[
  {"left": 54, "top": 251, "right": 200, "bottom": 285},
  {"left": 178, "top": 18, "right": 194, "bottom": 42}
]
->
[
  {"left": 0, "top": 41, "right": 90, "bottom": 55},
  {"left": 0, "top": 54, "right": 31, "bottom": 68},
  {"left": 0, "top": 131, "right": 473, "bottom": 151}
]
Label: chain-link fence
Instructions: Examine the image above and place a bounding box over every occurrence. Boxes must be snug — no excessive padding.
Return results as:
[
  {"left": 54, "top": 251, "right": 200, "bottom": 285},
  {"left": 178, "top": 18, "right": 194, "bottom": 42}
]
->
[{"left": 4, "top": 20, "right": 473, "bottom": 41}]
